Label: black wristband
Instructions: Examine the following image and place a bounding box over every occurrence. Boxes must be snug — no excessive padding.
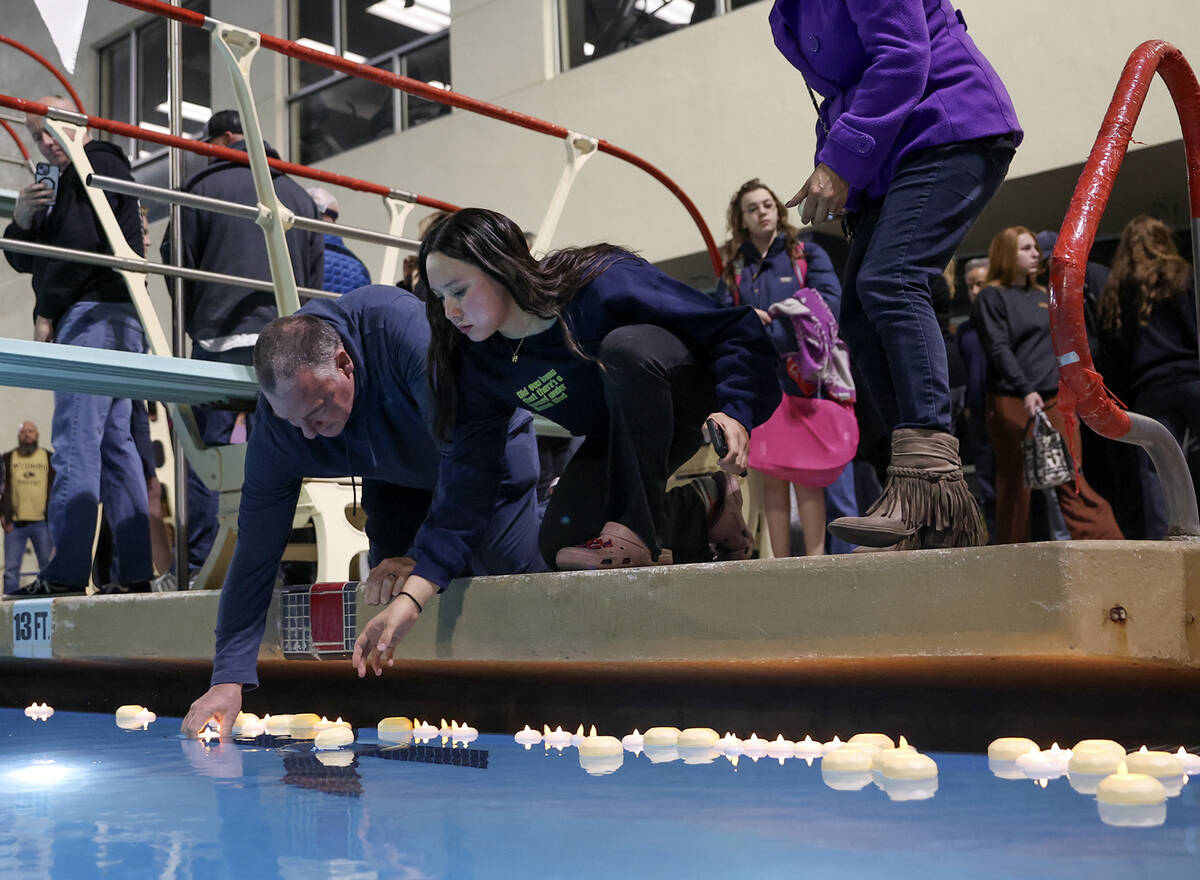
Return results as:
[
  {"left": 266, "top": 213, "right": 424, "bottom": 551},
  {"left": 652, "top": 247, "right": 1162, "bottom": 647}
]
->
[{"left": 398, "top": 590, "right": 423, "bottom": 613}]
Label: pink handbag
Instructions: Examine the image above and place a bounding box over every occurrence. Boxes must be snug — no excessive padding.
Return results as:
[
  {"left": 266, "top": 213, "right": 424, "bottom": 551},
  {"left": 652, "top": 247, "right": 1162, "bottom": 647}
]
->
[{"left": 747, "top": 395, "right": 859, "bottom": 487}]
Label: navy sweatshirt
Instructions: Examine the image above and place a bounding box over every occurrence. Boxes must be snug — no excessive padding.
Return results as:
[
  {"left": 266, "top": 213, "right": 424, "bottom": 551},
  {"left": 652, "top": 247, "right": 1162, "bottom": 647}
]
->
[
  {"left": 972, "top": 283, "right": 1059, "bottom": 397},
  {"left": 211, "top": 286, "right": 538, "bottom": 687},
  {"left": 408, "top": 255, "right": 781, "bottom": 589}
]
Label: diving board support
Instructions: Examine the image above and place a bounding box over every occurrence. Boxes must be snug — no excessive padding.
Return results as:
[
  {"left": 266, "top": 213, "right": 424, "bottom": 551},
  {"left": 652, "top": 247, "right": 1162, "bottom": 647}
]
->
[
  {"left": 379, "top": 193, "right": 418, "bottom": 286},
  {"left": 532, "top": 131, "right": 598, "bottom": 257}
]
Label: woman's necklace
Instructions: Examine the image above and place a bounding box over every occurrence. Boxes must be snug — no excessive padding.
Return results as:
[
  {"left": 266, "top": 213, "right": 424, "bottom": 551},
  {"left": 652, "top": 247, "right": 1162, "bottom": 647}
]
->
[{"left": 506, "top": 312, "right": 538, "bottom": 364}]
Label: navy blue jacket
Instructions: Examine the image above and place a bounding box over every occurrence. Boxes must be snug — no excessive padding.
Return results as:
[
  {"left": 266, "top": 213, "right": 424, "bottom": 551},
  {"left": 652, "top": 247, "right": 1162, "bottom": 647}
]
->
[
  {"left": 408, "top": 255, "right": 781, "bottom": 589},
  {"left": 211, "top": 286, "right": 539, "bottom": 687},
  {"left": 321, "top": 233, "right": 372, "bottom": 295}
]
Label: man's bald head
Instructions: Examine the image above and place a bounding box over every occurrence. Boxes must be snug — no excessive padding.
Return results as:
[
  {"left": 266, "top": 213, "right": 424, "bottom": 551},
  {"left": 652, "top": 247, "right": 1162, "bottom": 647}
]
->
[
  {"left": 27, "top": 96, "right": 88, "bottom": 168},
  {"left": 17, "top": 421, "right": 38, "bottom": 451}
]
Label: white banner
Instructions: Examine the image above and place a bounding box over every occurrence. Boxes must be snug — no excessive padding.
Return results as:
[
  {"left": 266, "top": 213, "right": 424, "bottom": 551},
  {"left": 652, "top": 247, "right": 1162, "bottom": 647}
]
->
[{"left": 32, "top": 0, "right": 90, "bottom": 75}]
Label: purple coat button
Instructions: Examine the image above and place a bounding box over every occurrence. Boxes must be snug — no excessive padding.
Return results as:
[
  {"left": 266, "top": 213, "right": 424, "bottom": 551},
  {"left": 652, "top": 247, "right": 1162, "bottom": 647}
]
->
[{"left": 808, "top": 35, "right": 820, "bottom": 53}]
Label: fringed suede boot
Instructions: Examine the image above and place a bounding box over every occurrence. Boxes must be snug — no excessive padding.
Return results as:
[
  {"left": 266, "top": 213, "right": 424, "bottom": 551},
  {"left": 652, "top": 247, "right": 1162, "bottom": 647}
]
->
[{"left": 828, "top": 428, "right": 986, "bottom": 550}]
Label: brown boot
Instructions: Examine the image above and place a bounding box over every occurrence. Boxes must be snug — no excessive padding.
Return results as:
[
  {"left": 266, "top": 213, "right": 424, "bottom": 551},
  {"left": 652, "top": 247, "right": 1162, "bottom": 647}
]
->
[{"left": 829, "top": 429, "right": 986, "bottom": 550}]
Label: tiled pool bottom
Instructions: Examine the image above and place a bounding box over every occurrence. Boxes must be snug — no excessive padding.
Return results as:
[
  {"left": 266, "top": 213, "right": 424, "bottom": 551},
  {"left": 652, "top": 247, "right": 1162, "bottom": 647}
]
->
[{"left": 2, "top": 710, "right": 1198, "bottom": 879}]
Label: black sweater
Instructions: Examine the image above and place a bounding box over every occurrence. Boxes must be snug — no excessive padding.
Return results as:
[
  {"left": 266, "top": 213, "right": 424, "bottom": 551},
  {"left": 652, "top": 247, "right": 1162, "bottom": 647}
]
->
[
  {"left": 3, "top": 140, "right": 143, "bottom": 323},
  {"left": 1108, "top": 280, "right": 1199, "bottom": 397},
  {"left": 972, "top": 283, "right": 1059, "bottom": 397}
]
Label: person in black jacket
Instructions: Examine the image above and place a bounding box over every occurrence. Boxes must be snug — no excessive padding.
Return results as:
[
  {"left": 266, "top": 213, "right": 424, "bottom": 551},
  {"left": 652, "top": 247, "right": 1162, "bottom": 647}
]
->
[
  {"left": 2, "top": 96, "right": 153, "bottom": 594},
  {"left": 972, "top": 225, "right": 1122, "bottom": 544},
  {"left": 161, "top": 109, "right": 324, "bottom": 579},
  {"left": 1099, "top": 215, "right": 1200, "bottom": 538}
]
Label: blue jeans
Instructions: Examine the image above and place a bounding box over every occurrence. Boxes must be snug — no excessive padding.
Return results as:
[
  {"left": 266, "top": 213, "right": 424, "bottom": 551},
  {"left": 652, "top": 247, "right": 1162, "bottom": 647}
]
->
[
  {"left": 41, "top": 301, "right": 152, "bottom": 587},
  {"left": 186, "top": 345, "right": 254, "bottom": 573},
  {"left": 841, "top": 136, "right": 1015, "bottom": 432},
  {"left": 4, "top": 521, "right": 52, "bottom": 593},
  {"left": 823, "top": 463, "right": 857, "bottom": 554}
]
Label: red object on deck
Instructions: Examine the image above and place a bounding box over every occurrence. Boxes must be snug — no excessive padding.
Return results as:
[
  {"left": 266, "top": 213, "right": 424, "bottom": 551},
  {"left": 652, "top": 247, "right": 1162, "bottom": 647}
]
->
[{"left": 309, "top": 582, "right": 354, "bottom": 654}]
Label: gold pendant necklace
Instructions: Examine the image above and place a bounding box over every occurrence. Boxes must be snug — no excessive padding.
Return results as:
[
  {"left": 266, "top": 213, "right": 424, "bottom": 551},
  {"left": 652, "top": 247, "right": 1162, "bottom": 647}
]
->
[{"left": 507, "top": 313, "right": 537, "bottom": 363}]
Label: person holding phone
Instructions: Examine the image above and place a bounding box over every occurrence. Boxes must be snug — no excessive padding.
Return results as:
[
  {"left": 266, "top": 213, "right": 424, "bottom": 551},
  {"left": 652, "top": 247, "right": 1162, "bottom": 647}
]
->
[
  {"left": 351, "top": 208, "right": 781, "bottom": 674},
  {"left": 3, "top": 96, "right": 153, "bottom": 595}
]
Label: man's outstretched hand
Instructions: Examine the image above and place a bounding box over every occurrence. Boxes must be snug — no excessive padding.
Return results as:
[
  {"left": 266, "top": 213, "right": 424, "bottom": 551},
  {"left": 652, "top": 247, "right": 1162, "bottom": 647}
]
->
[{"left": 181, "top": 683, "right": 242, "bottom": 739}]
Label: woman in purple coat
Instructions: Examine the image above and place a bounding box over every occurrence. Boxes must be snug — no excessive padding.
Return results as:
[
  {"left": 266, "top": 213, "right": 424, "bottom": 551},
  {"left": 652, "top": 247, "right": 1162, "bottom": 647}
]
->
[{"left": 770, "top": 0, "right": 1022, "bottom": 550}]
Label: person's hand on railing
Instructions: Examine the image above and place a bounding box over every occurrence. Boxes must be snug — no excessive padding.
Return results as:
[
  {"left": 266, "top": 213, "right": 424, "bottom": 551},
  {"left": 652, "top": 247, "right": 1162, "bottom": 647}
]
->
[
  {"left": 13, "top": 181, "right": 54, "bottom": 230},
  {"left": 1023, "top": 391, "right": 1045, "bottom": 420}
]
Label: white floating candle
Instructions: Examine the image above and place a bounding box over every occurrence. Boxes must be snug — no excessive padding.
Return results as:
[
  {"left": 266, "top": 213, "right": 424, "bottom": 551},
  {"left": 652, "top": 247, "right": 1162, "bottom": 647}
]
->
[
  {"left": 821, "top": 735, "right": 844, "bottom": 755},
  {"left": 543, "top": 725, "right": 571, "bottom": 749},
  {"left": 133, "top": 708, "right": 156, "bottom": 726},
  {"left": 380, "top": 716, "right": 414, "bottom": 740},
  {"left": 766, "top": 735, "right": 795, "bottom": 763},
  {"left": 579, "top": 734, "right": 622, "bottom": 757},
  {"left": 1174, "top": 748, "right": 1200, "bottom": 775},
  {"left": 451, "top": 721, "right": 479, "bottom": 743},
  {"left": 878, "top": 750, "right": 938, "bottom": 780},
  {"left": 793, "top": 735, "right": 822, "bottom": 760},
  {"left": 313, "top": 725, "right": 355, "bottom": 750},
  {"left": 1097, "top": 763, "right": 1166, "bottom": 805},
  {"left": 114, "top": 705, "right": 145, "bottom": 722},
  {"left": 1016, "top": 743, "right": 1072, "bottom": 779},
  {"left": 513, "top": 725, "right": 542, "bottom": 749},
  {"left": 741, "top": 733, "right": 769, "bottom": 760},
  {"left": 1124, "top": 746, "right": 1185, "bottom": 779},
  {"left": 848, "top": 732, "right": 895, "bottom": 751},
  {"left": 678, "top": 728, "right": 719, "bottom": 749},
  {"left": 578, "top": 737, "right": 624, "bottom": 776},
  {"left": 1069, "top": 747, "right": 1123, "bottom": 776},
  {"left": 643, "top": 726, "right": 681, "bottom": 747},
  {"left": 621, "top": 729, "right": 644, "bottom": 754},
  {"left": 24, "top": 702, "right": 54, "bottom": 721},
  {"left": 716, "top": 732, "right": 743, "bottom": 755},
  {"left": 987, "top": 736, "right": 1039, "bottom": 762},
  {"left": 264, "top": 714, "right": 295, "bottom": 736},
  {"left": 822, "top": 746, "right": 874, "bottom": 773},
  {"left": 1072, "top": 739, "right": 1125, "bottom": 761},
  {"left": 412, "top": 718, "right": 440, "bottom": 739}
]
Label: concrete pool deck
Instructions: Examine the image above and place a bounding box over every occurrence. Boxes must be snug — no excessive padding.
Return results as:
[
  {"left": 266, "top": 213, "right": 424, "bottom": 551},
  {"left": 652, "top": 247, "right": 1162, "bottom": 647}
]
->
[{"left": 3, "top": 539, "right": 1198, "bottom": 750}]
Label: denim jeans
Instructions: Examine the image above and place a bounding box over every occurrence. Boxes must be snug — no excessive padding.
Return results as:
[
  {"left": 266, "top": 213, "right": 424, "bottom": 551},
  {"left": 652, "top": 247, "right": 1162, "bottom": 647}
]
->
[
  {"left": 41, "top": 301, "right": 152, "bottom": 587},
  {"left": 186, "top": 345, "right": 254, "bottom": 573},
  {"left": 841, "top": 136, "right": 1015, "bottom": 433},
  {"left": 4, "top": 521, "right": 52, "bottom": 593}
]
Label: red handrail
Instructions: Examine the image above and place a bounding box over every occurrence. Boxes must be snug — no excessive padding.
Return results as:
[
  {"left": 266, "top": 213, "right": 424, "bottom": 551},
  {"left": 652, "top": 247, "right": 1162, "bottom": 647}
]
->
[
  {"left": 1050, "top": 40, "right": 1200, "bottom": 450},
  {"left": 0, "top": 35, "right": 87, "bottom": 114},
  {"left": 1, "top": 119, "right": 30, "bottom": 162},
  {"left": 107, "top": 0, "right": 724, "bottom": 275},
  {"left": 0, "top": 94, "right": 459, "bottom": 213}
]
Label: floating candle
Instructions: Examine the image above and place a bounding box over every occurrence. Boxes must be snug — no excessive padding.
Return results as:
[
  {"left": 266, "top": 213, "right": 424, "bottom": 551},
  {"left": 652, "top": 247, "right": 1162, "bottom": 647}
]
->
[
  {"left": 570, "top": 724, "right": 587, "bottom": 747},
  {"left": 1071, "top": 739, "right": 1125, "bottom": 761},
  {"left": 741, "top": 733, "right": 769, "bottom": 760},
  {"left": 822, "top": 746, "right": 874, "bottom": 773},
  {"left": 620, "top": 729, "right": 644, "bottom": 755},
  {"left": 821, "top": 735, "right": 844, "bottom": 755},
  {"left": 715, "top": 732, "right": 742, "bottom": 755},
  {"left": 513, "top": 725, "right": 542, "bottom": 749},
  {"left": 878, "top": 750, "right": 938, "bottom": 780},
  {"left": 412, "top": 718, "right": 440, "bottom": 739},
  {"left": 848, "top": 733, "right": 895, "bottom": 751},
  {"left": 451, "top": 721, "right": 479, "bottom": 743},
  {"left": 236, "top": 715, "right": 266, "bottom": 738},
  {"left": 313, "top": 725, "right": 355, "bottom": 750},
  {"left": 793, "top": 735, "right": 822, "bottom": 760},
  {"left": 1016, "top": 743, "right": 1072, "bottom": 780},
  {"left": 115, "top": 705, "right": 146, "bottom": 722},
  {"left": 579, "top": 734, "right": 623, "bottom": 757},
  {"left": 543, "top": 725, "right": 571, "bottom": 749},
  {"left": 264, "top": 714, "right": 295, "bottom": 736},
  {"left": 643, "top": 726, "right": 682, "bottom": 747},
  {"left": 1124, "top": 746, "right": 1185, "bottom": 779},
  {"left": 23, "top": 702, "right": 54, "bottom": 721},
  {"left": 678, "top": 728, "right": 720, "bottom": 749},
  {"left": 987, "top": 737, "right": 1039, "bottom": 762},
  {"left": 1174, "top": 748, "right": 1200, "bottom": 775},
  {"left": 380, "top": 716, "right": 414, "bottom": 739},
  {"left": 134, "top": 708, "right": 156, "bottom": 726},
  {"left": 1069, "top": 747, "right": 1124, "bottom": 776},
  {"left": 1097, "top": 763, "right": 1166, "bottom": 805},
  {"left": 820, "top": 767, "right": 872, "bottom": 791},
  {"left": 766, "top": 735, "right": 795, "bottom": 763}
]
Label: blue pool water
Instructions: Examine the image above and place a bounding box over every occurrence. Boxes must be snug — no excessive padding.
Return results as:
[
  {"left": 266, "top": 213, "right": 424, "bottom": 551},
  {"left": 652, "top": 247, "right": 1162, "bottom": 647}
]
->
[{"left": 1, "top": 710, "right": 1198, "bottom": 879}]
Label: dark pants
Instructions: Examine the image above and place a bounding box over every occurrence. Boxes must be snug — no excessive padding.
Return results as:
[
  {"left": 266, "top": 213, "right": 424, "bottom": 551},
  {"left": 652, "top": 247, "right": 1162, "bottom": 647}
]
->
[
  {"left": 187, "top": 345, "right": 254, "bottom": 573},
  {"left": 987, "top": 393, "right": 1123, "bottom": 544},
  {"left": 538, "top": 325, "right": 716, "bottom": 566},
  {"left": 364, "top": 416, "right": 547, "bottom": 577},
  {"left": 1135, "top": 379, "right": 1200, "bottom": 538},
  {"left": 840, "top": 136, "right": 1014, "bottom": 433}
]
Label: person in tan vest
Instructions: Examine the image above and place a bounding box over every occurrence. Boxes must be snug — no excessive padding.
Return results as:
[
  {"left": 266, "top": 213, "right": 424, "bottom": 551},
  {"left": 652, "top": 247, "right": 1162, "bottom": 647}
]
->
[{"left": 2, "top": 422, "right": 54, "bottom": 595}]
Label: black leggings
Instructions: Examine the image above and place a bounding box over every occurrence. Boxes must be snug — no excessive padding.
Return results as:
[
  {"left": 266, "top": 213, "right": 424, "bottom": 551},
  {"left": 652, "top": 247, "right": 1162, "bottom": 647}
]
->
[{"left": 538, "top": 325, "right": 718, "bottom": 566}]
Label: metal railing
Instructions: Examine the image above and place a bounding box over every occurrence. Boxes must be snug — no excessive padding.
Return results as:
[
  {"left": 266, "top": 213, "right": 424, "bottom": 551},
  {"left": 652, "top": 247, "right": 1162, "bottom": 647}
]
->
[{"left": 1050, "top": 39, "right": 1200, "bottom": 539}]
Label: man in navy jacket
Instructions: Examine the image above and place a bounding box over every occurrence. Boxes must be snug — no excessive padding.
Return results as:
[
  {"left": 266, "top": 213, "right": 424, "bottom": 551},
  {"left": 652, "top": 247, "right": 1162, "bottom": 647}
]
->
[{"left": 181, "top": 286, "right": 543, "bottom": 736}]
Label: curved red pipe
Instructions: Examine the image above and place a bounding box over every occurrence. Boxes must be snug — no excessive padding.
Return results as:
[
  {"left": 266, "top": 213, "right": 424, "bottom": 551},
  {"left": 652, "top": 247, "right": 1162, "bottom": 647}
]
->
[
  {"left": 0, "top": 94, "right": 459, "bottom": 213},
  {"left": 1, "top": 119, "right": 31, "bottom": 162},
  {"left": 1051, "top": 40, "right": 1200, "bottom": 451},
  {"left": 0, "top": 35, "right": 87, "bottom": 114},
  {"left": 107, "top": 0, "right": 724, "bottom": 275}
]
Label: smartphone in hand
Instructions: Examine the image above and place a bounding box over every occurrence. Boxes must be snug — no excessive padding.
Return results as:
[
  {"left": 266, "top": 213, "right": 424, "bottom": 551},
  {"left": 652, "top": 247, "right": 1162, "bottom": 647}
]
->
[
  {"left": 34, "top": 162, "right": 60, "bottom": 192},
  {"left": 706, "top": 417, "right": 729, "bottom": 458}
]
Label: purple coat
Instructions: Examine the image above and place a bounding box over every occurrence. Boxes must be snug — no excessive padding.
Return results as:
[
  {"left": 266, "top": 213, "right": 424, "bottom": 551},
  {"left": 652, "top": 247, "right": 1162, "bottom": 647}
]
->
[{"left": 770, "top": 0, "right": 1022, "bottom": 210}]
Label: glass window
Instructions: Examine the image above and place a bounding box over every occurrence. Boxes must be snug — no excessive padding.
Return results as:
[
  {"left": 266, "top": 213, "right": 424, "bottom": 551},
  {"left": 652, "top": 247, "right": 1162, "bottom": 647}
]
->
[
  {"left": 560, "top": 0, "right": 761, "bottom": 70},
  {"left": 96, "top": 0, "right": 212, "bottom": 218},
  {"left": 288, "top": 0, "right": 450, "bottom": 164}
]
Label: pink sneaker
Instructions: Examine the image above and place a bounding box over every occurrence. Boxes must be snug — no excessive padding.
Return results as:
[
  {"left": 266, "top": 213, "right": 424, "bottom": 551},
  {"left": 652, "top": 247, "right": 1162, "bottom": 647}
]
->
[
  {"left": 709, "top": 473, "right": 753, "bottom": 560},
  {"left": 555, "top": 521, "right": 674, "bottom": 570}
]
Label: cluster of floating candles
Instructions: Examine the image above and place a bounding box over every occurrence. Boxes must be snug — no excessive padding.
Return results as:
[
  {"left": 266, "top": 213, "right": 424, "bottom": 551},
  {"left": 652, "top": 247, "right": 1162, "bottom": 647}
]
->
[
  {"left": 23, "top": 702, "right": 54, "bottom": 721},
  {"left": 987, "top": 736, "right": 1197, "bottom": 827},
  {"left": 114, "top": 705, "right": 156, "bottom": 730}
]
